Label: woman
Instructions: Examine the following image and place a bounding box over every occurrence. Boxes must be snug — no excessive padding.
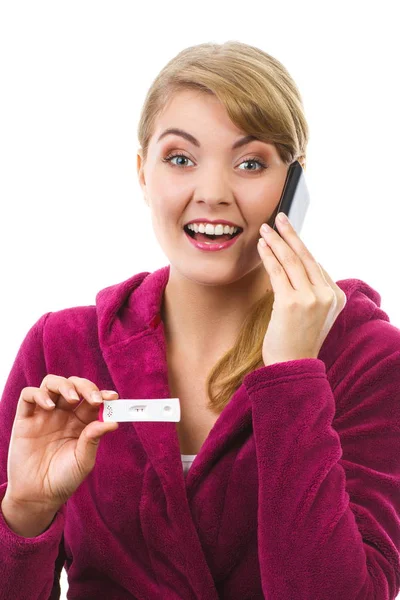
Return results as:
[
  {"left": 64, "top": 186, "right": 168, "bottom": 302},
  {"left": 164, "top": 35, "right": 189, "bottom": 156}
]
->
[{"left": 0, "top": 41, "right": 399, "bottom": 599}]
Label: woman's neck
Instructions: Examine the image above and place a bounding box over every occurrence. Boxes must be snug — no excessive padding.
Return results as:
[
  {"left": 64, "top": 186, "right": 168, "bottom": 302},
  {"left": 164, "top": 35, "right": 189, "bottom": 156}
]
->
[{"left": 161, "top": 264, "right": 271, "bottom": 365}]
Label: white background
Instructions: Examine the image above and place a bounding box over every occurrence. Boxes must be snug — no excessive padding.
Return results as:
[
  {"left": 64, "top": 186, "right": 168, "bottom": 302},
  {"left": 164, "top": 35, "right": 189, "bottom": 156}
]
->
[{"left": 0, "top": 1, "right": 399, "bottom": 598}]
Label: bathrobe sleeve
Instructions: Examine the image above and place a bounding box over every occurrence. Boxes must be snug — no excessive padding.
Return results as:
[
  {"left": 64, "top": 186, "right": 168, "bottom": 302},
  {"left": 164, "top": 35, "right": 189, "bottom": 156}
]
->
[
  {"left": 243, "top": 322, "right": 400, "bottom": 599},
  {"left": 0, "top": 313, "right": 67, "bottom": 600}
]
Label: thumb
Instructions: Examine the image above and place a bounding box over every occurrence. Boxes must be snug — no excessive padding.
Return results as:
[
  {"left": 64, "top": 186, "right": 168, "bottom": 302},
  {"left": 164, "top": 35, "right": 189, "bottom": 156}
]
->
[
  {"left": 90, "top": 421, "right": 119, "bottom": 444},
  {"left": 75, "top": 421, "right": 119, "bottom": 473}
]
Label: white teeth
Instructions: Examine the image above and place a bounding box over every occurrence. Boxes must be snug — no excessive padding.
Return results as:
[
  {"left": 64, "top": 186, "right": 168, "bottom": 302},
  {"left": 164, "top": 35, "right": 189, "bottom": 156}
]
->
[{"left": 187, "top": 223, "right": 239, "bottom": 236}]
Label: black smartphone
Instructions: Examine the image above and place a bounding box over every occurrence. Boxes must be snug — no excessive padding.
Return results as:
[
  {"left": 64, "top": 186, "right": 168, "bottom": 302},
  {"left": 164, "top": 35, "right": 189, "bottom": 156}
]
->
[{"left": 268, "top": 160, "right": 310, "bottom": 236}]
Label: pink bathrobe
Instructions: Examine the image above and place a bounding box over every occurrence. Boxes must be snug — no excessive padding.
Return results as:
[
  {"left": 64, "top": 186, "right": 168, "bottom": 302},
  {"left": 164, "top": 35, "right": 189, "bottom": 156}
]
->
[{"left": 0, "top": 265, "right": 399, "bottom": 599}]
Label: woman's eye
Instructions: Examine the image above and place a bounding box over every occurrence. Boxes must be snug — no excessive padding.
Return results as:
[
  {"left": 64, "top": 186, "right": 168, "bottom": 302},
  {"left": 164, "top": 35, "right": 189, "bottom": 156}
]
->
[
  {"left": 238, "top": 158, "right": 268, "bottom": 171},
  {"left": 164, "top": 154, "right": 195, "bottom": 167}
]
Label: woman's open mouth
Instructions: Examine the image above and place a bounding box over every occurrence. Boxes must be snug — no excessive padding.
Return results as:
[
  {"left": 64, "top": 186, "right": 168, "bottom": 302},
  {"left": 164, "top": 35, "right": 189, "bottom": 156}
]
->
[{"left": 183, "top": 225, "right": 243, "bottom": 252}]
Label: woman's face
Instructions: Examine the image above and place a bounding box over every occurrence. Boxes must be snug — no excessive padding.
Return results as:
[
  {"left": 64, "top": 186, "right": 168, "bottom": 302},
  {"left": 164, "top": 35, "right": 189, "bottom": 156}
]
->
[{"left": 137, "top": 89, "right": 289, "bottom": 286}]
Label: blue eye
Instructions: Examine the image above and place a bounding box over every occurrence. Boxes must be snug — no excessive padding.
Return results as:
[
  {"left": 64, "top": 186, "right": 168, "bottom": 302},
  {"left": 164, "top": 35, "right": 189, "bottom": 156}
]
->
[
  {"left": 162, "top": 153, "right": 268, "bottom": 171},
  {"left": 163, "top": 154, "right": 195, "bottom": 168},
  {"left": 238, "top": 157, "right": 268, "bottom": 171}
]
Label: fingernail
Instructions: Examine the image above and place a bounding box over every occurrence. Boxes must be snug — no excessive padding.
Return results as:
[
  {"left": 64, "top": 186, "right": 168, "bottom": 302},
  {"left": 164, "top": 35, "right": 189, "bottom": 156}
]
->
[
  {"left": 91, "top": 391, "right": 103, "bottom": 404},
  {"left": 68, "top": 389, "right": 80, "bottom": 401},
  {"left": 102, "top": 390, "right": 117, "bottom": 395},
  {"left": 277, "top": 212, "right": 288, "bottom": 223}
]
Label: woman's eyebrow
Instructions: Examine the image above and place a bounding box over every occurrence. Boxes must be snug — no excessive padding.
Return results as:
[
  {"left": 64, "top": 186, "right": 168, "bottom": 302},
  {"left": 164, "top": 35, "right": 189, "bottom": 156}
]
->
[{"left": 157, "top": 128, "right": 260, "bottom": 150}]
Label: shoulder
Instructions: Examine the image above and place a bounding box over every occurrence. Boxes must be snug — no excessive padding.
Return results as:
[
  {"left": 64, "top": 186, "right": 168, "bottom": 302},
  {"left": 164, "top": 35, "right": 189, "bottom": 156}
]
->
[
  {"left": 325, "top": 277, "right": 400, "bottom": 396},
  {"left": 336, "top": 277, "right": 400, "bottom": 354},
  {"left": 39, "top": 306, "right": 99, "bottom": 356}
]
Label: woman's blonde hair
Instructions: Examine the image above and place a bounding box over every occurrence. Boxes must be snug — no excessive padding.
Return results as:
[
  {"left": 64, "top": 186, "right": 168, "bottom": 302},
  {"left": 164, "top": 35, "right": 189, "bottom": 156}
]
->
[{"left": 137, "top": 40, "right": 309, "bottom": 414}]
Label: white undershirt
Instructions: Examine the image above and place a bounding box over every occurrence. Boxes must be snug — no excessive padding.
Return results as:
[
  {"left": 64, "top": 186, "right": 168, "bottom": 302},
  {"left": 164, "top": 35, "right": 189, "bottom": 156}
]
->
[{"left": 181, "top": 454, "right": 197, "bottom": 477}]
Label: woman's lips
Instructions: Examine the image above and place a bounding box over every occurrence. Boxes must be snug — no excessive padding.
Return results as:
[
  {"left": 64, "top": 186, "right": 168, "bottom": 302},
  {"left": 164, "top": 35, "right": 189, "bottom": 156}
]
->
[{"left": 184, "top": 229, "right": 242, "bottom": 252}]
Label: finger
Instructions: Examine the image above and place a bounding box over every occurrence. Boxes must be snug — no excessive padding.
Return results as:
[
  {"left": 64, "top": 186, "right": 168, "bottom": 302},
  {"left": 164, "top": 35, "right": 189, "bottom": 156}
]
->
[
  {"left": 317, "top": 263, "right": 347, "bottom": 309},
  {"left": 39, "top": 374, "right": 81, "bottom": 410},
  {"left": 258, "top": 235, "right": 297, "bottom": 300},
  {"left": 40, "top": 375, "right": 114, "bottom": 412},
  {"left": 75, "top": 420, "right": 119, "bottom": 474},
  {"left": 275, "top": 217, "right": 344, "bottom": 309},
  {"left": 275, "top": 216, "right": 329, "bottom": 288},
  {"left": 66, "top": 378, "right": 119, "bottom": 420},
  {"left": 74, "top": 390, "right": 119, "bottom": 424},
  {"left": 259, "top": 222, "right": 310, "bottom": 292},
  {"left": 264, "top": 215, "right": 327, "bottom": 288},
  {"left": 16, "top": 387, "right": 57, "bottom": 420}
]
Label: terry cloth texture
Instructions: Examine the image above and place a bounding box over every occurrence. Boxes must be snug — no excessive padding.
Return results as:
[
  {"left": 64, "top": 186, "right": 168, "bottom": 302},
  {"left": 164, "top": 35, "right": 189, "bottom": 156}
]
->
[{"left": 0, "top": 265, "right": 399, "bottom": 599}]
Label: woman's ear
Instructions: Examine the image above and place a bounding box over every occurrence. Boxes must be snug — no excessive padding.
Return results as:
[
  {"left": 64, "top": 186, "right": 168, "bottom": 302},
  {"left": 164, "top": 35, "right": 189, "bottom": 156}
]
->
[
  {"left": 137, "top": 150, "right": 148, "bottom": 206},
  {"left": 137, "top": 150, "right": 144, "bottom": 184}
]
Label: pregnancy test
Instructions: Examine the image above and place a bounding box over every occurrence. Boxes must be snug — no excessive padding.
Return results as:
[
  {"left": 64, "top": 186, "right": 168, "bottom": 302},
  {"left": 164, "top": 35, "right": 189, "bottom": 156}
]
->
[{"left": 99, "top": 398, "right": 181, "bottom": 422}]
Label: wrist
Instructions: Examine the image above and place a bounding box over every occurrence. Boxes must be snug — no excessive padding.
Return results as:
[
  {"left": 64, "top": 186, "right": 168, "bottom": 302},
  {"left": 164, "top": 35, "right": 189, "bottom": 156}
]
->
[{"left": 1, "top": 496, "right": 59, "bottom": 538}]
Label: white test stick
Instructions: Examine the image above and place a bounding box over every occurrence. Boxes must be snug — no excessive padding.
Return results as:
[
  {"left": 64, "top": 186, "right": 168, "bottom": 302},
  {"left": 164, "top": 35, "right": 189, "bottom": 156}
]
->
[{"left": 99, "top": 398, "right": 181, "bottom": 423}]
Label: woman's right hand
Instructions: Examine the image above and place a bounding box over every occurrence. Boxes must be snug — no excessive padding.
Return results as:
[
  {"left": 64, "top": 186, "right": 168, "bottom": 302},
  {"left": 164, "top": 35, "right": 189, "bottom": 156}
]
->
[{"left": 4, "top": 375, "right": 119, "bottom": 514}]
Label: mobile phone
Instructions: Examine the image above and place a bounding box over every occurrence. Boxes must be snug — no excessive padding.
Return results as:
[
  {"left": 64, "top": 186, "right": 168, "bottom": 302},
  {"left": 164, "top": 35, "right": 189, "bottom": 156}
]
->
[{"left": 268, "top": 160, "right": 310, "bottom": 236}]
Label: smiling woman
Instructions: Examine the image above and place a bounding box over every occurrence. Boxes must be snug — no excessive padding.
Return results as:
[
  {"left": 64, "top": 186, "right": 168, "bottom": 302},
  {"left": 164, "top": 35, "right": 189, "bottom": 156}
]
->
[
  {"left": 136, "top": 41, "right": 309, "bottom": 414},
  {"left": 1, "top": 38, "right": 400, "bottom": 600}
]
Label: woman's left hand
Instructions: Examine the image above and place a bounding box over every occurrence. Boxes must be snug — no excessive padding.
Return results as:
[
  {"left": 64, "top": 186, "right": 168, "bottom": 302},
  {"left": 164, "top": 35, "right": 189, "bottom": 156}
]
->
[{"left": 258, "top": 212, "right": 347, "bottom": 367}]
